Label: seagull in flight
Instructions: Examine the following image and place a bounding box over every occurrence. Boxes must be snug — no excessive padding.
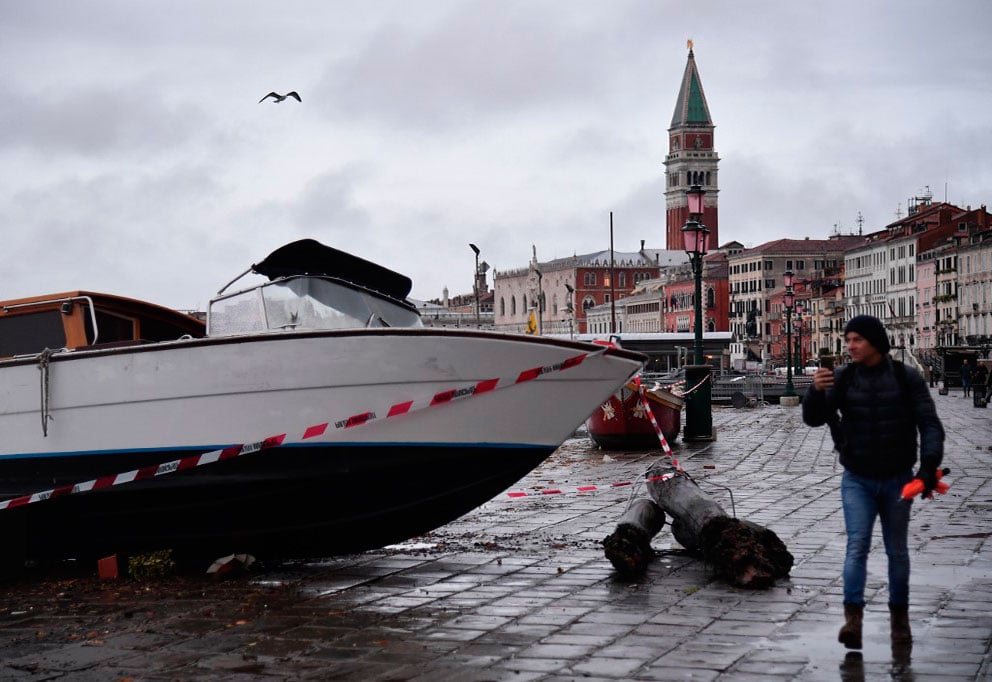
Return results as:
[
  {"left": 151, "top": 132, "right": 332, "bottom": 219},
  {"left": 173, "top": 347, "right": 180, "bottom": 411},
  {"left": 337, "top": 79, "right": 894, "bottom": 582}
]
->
[{"left": 259, "top": 91, "right": 302, "bottom": 103}]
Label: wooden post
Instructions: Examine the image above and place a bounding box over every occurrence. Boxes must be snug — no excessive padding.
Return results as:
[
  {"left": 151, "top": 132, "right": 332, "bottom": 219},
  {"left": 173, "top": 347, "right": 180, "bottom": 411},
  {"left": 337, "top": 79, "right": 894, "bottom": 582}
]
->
[
  {"left": 602, "top": 498, "right": 666, "bottom": 577},
  {"left": 645, "top": 464, "right": 793, "bottom": 588}
]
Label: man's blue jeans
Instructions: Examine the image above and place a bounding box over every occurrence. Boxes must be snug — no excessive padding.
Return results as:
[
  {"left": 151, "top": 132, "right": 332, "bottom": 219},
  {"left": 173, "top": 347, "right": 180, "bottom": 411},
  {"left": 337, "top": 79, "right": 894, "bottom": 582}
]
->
[{"left": 841, "top": 470, "right": 914, "bottom": 607}]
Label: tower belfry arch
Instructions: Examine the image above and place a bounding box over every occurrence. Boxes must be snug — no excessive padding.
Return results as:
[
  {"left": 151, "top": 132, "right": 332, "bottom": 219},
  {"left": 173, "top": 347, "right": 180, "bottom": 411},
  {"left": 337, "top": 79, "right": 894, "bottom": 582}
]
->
[{"left": 664, "top": 44, "right": 720, "bottom": 249}]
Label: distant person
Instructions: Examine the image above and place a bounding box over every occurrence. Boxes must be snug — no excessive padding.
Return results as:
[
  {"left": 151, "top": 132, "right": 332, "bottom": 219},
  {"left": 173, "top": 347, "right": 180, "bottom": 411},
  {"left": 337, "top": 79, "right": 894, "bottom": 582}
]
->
[
  {"left": 974, "top": 363, "right": 989, "bottom": 404},
  {"left": 801, "top": 315, "right": 944, "bottom": 650},
  {"left": 961, "top": 359, "right": 973, "bottom": 397},
  {"left": 927, "top": 363, "right": 934, "bottom": 388}
]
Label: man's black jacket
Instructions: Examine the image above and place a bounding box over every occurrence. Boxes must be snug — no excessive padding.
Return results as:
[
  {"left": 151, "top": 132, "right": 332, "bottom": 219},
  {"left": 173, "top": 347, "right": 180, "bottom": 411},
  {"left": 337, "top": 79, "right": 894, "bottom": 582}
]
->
[{"left": 802, "top": 358, "right": 944, "bottom": 478}]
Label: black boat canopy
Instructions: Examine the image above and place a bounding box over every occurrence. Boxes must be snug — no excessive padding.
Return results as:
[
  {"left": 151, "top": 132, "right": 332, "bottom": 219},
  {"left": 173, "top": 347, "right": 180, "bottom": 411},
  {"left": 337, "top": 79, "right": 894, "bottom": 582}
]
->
[{"left": 252, "top": 239, "right": 413, "bottom": 301}]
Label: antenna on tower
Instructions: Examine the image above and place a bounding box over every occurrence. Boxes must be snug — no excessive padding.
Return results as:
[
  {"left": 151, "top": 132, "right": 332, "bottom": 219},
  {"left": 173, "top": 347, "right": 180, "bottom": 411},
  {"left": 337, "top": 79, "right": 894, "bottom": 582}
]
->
[
  {"left": 856, "top": 211, "right": 864, "bottom": 236},
  {"left": 894, "top": 202, "right": 903, "bottom": 220}
]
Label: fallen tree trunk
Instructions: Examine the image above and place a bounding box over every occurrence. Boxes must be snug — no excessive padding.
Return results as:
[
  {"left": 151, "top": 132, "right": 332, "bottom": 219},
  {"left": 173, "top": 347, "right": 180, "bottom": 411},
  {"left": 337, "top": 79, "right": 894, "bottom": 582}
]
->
[
  {"left": 602, "top": 499, "right": 666, "bottom": 577},
  {"left": 645, "top": 464, "right": 793, "bottom": 589}
]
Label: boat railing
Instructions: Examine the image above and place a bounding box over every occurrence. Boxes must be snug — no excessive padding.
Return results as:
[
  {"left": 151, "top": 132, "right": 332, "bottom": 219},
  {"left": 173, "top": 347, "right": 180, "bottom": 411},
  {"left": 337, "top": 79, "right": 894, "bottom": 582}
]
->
[{"left": 3, "top": 295, "right": 100, "bottom": 346}]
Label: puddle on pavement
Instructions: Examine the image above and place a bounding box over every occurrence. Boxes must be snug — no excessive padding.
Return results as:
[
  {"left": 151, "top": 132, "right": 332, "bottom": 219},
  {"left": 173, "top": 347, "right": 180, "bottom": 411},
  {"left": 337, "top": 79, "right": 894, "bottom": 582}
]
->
[
  {"left": 251, "top": 580, "right": 286, "bottom": 588},
  {"left": 761, "top": 616, "right": 931, "bottom": 679},
  {"left": 385, "top": 541, "right": 439, "bottom": 551}
]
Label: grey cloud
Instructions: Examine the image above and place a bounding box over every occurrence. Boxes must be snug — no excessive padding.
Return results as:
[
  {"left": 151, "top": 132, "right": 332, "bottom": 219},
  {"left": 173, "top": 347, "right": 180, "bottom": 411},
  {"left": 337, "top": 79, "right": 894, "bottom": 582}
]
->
[
  {"left": 315, "top": 4, "right": 615, "bottom": 130},
  {"left": 292, "top": 167, "right": 373, "bottom": 233},
  {"left": 0, "top": 83, "right": 210, "bottom": 156},
  {"left": 549, "top": 126, "right": 648, "bottom": 163},
  {"left": 0, "top": 164, "right": 229, "bottom": 302},
  {"left": 2, "top": 0, "right": 991, "bottom": 310}
]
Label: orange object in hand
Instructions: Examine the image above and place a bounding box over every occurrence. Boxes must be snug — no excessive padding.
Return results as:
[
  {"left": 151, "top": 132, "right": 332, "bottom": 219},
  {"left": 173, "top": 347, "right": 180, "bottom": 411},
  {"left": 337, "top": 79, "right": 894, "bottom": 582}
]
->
[{"left": 901, "top": 467, "right": 950, "bottom": 500}]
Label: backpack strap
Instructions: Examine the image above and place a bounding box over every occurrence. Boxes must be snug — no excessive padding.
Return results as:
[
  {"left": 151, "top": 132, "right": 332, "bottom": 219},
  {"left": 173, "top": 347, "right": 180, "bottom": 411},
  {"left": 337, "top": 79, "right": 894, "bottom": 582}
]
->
[
  {"left": 892, "top": 359, "right": 908, "bottom": 392},
  {"left": 833, "top": 363, "right": 858, "bottom": 407},
  {"left": 891, "top": 359, "right": 913, "bottom": 414}
]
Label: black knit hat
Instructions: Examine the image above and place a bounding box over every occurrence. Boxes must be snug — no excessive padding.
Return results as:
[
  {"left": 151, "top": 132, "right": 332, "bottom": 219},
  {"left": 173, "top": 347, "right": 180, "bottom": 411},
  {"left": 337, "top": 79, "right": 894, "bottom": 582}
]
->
[{"left": 843, "top": 315, "right": 891, "bottom": 354}]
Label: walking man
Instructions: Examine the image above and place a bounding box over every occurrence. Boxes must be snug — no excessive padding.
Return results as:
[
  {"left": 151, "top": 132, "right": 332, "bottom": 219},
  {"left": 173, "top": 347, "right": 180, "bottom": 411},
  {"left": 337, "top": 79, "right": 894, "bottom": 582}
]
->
[
  {"left": 961, "top": 358, "right": 973, "bottom": 397},
  {"left": 802, "top": 315, "right": 945, "bottom": 650}
]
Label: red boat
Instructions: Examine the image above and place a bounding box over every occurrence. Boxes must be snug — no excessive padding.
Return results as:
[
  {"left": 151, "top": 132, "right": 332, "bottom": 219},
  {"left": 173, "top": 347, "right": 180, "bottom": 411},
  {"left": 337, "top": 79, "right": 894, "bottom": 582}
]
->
[{"left": 586, "top": 380, "right": 683, "bottom": 450}]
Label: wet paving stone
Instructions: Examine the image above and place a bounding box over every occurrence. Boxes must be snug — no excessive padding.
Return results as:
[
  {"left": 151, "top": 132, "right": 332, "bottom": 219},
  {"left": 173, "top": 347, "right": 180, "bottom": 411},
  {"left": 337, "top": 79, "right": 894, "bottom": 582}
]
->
[{"left": 2, "top": 399, "right": 990, "bottom": 680}]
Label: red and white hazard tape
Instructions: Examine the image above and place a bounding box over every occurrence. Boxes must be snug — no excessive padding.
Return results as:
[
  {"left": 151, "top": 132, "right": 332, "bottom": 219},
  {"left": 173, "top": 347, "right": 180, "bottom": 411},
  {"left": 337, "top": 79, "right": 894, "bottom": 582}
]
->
[
  {"left": 503, "top": 471, "right": 679, "bottom": 499},
  {"left": 506, "top": 480, "right": 635, "bottom": 498},
  {"left": 301, "top": 348, "right": 600, "bottom": 437},
  {"left": 0, "top": 347, "right": 607, "bottom": 513},
  {"left": 0, "top": 434, "right": 289, "bottom": 512},
  {"left": 634, "top": 377, "right": 683, "bottom": 473},
  {"left": 501, "top": 375, "right": 687, "bottom": 501}
]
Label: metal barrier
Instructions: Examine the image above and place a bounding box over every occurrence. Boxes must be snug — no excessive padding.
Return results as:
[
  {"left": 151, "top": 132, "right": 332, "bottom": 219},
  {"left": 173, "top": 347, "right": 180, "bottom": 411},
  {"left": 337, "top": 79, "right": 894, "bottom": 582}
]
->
[
  {"left": 713, "top": 374, "right": 812, "bottom": 406},
  {"left": 639, "top": 370, "right": 813, "bottom": 406}
]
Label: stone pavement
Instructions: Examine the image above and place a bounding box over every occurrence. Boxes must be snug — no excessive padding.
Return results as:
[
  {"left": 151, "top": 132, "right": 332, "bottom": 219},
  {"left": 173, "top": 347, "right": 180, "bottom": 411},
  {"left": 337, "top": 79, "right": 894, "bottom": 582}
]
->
[{"left": 1, "top": 387, "right": 990, "bottom": 680}]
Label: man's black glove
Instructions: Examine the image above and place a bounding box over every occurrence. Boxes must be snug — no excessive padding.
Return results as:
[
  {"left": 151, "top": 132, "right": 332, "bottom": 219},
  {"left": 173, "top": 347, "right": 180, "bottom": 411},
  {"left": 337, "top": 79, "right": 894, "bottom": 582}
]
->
[{"left": 915, "top": 464, "right": 939, "bottom": 499}]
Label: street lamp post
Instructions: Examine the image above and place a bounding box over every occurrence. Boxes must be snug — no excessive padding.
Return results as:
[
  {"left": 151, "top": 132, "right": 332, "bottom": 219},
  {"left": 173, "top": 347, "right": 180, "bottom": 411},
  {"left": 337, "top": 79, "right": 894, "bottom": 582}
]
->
[
  {"left": 534, "top": 267, "right": 543, "bottom": 335},
  {"left": 783, "top": 270, "right": 796, "bottom": 398},
  {"left": 681, "top": 184, "right": 714, "bottom": 441},
  {"left": 469, "top": 243, "right": 481, "bottom": 325},
  {"left": 565, "top": 283, "right": 575, "bottom": 339},
  {"left": 609, "top": 212, "right": 617, "bottom": 333},
  {"left": 794, "top": 304, "right": 805, "bottom": 374}
]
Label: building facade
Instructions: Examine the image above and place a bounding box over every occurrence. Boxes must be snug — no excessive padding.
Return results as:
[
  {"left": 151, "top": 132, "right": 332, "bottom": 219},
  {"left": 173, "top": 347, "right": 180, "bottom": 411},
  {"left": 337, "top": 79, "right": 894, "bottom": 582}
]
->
[
  {"left": 493, "top": 247, "right": 666, "bottom": 335},
  {"left": 729, "top": 236, "right": 861, "bottom": 365},
  {"left": 452, "top": 44, "right": 992, "bottom": 367},
  {"left": 959, "top": 232, "right": 992, "bottom": 346}
]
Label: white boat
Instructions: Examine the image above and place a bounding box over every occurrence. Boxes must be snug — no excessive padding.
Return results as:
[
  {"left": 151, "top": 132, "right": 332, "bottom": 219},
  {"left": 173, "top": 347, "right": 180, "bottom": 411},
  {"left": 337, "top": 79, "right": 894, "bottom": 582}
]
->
[{"left": 0, "top": 240, "right": 644, "bottom": 561}]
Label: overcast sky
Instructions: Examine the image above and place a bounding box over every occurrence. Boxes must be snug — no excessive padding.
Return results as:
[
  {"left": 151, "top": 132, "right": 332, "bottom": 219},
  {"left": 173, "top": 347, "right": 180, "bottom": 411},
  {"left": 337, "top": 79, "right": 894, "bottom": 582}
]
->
[{"left": 2, "top": 1, "right": 991, "bottom": 310}]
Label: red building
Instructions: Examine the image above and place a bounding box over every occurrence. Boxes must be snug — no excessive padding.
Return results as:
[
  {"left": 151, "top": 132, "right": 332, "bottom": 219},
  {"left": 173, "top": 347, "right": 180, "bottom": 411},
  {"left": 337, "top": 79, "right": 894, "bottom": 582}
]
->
[{"left": 661, "top": 251, "right": 730, "bottom": 334}]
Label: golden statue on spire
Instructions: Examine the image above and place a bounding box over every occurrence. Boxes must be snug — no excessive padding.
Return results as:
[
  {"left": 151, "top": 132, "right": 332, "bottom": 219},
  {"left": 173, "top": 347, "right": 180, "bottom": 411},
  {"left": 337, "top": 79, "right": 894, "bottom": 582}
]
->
[{"left": 687, "top": 39, "right": 693, "bottom": 51}]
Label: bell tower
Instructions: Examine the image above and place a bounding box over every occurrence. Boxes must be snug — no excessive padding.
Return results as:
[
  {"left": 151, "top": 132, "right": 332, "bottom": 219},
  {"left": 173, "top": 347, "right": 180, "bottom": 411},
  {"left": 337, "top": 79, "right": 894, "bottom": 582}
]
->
[{"left": 665, "top": 42, "right": 719, "bottom": 249}]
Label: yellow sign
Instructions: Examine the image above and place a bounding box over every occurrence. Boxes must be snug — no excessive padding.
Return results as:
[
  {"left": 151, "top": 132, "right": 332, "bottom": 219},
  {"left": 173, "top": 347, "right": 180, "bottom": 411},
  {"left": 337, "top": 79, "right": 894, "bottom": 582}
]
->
[{"left": 525, "top": 310, "right": 538, "bottom": 335}]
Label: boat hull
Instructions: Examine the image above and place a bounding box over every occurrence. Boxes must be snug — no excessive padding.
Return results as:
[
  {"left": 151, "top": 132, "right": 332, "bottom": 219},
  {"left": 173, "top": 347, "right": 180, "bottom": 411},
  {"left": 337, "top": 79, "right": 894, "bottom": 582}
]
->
[
  {"left": 1, "top": 329, "right": 644, "bottom": 560},
  {"left": 1, "top": 443, "right": 552, "bottom": 560},
  {"left": 586, "top": 386, "right": 681, "bottom": 450}
]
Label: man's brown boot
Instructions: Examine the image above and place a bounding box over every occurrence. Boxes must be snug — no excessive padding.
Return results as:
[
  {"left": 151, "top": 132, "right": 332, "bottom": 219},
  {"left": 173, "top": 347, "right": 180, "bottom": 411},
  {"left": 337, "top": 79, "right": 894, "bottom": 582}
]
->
[
  {"left": 889, "top": 604, "right": 912, "bottom": 644},
  {"left": 838, "top": 603, "right": 863, "bottom": 649}
]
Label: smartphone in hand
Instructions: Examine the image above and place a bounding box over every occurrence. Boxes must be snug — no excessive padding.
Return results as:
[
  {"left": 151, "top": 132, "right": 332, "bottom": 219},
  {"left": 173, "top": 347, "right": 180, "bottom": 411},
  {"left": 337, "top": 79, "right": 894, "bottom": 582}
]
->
[{"left": 820, "top": 356, "right": 834, "bottom": 370}]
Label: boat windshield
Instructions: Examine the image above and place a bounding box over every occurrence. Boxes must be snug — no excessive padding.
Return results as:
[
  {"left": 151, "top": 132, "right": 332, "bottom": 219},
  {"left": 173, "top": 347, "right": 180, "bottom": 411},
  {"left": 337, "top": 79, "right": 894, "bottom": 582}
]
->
[{"left": 207, "top": 275, "right": 422, "bottom": 336}]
